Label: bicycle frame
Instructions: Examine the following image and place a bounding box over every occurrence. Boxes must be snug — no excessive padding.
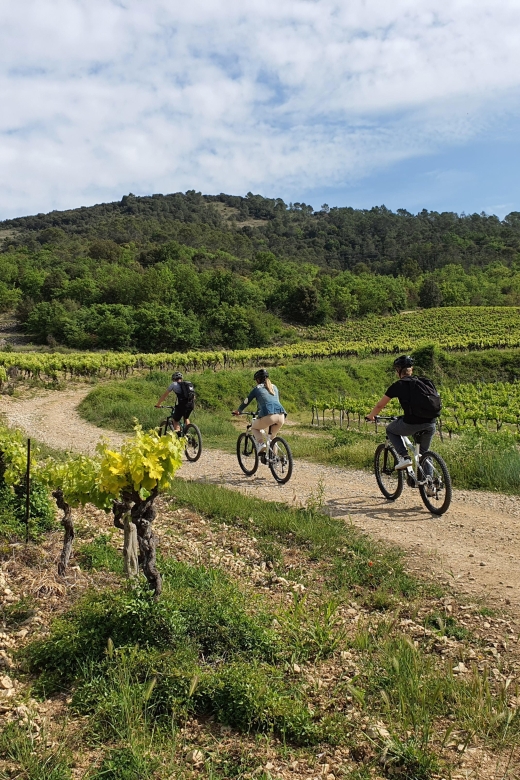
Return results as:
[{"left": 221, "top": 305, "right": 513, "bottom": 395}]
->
[
  {"left": 159, "top": 405, "right": 188, "bottom": 434},
  {"left": 244, "top": 413, "right": 276, "bottom": 463},
  {"left": 378, "top": 416, "right": 430, "bottom": 487}
]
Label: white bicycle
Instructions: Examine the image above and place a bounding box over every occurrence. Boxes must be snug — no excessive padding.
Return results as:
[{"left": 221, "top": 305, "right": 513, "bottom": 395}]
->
[
  {"left": 235, "top": 412, "right": 293, "bottom": 484},
  {"left": 370, "top": 415, "right": 452, "bottom": 515}
]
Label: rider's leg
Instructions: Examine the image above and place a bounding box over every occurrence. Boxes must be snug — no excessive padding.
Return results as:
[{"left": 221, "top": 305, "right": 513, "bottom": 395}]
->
[
  {"left": 386, "top": 419, "right": 410, "bottom": 458},
  {"left": 416, "top": 424, "right": 436, "bottom": 478},
  {"left": 172, "top": 404, "right": 186, "bottom": 433},
  {"left": 251, "top": 416, "right": 267, "bottom": 447},
  {"left": 183, "top": 404, "right": 194, "bottom": 428}
]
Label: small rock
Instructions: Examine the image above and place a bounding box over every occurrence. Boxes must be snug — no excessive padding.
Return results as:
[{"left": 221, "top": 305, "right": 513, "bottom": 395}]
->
[
  {"left": 293, "top": 663, "right": 301, "bottom": 673},
  {"left": 0, "top": 675, "right": 13, "bottom": 690},
  {"left": 453, "top": 662, "right": 467, "bottom": 674},
  {"left": 186, "top": 749, "right": 204, "bottom": 765}
]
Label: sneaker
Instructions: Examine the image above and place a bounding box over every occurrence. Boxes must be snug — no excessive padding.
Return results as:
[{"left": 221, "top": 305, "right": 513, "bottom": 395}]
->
[
  {"left": 395, "top": 456, "right": 412, "bottom": 470},
  {"left": 255, "top": 441, "right": 266, "bottom": 453},
  {"left": 425, "top": 485, "right": 436, "bottom": 497}
]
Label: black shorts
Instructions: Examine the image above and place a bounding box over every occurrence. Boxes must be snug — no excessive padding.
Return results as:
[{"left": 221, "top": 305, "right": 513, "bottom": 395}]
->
[{"left": 172, "top": 403, "right": 194, "bottom": 422}]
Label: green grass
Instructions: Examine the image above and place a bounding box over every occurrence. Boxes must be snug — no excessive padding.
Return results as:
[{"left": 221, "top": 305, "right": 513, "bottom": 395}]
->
[
  {"left": 167, "top": 479, "right": 419, "bottom": 599},
  {"left": 76, "top": 533, "right": 124, "bottom": 574},
  {"left": 0, "top": 721, "right": 71, "bottom": 780}
]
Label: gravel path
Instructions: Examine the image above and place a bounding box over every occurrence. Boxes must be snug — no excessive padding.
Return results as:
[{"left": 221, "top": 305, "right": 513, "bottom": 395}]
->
[{"left": 1, "top": 387, "right": 520, "bottom": 618}]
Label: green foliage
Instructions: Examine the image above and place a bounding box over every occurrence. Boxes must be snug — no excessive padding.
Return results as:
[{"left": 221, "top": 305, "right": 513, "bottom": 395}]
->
[
  {"left": 380, "top": 737, "right": 439, "bottom": 780},
  {"left": 6, "top": 191, "right": 519, "bottom": 351},
  {"left": 199, "top": 661, "right": 319, "bottom": 743},
  {"left": 76, "top": 534, "right": 124, "bottom": 574},
  {"left": 1, "top": 595, "right": 35, "bottom": 627},
  {"left": 89, "top": 749, "right": 158, "bottom": 780},
  {"left": 22, "top": 564, "right": 278, "bottom": 694},
  {"left": 0, "top": 480, "right": 56, "bottom": 542},
  {"left": 424, "top": 613, "right": 470, "bottom": 641},
  {"left": 0, "top": 721, "right": 71, "bottom": 779}
]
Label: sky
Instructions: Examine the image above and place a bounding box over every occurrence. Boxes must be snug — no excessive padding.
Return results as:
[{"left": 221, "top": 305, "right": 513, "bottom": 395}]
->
[{"left": 1, "top": 0, "right": 520, "bottom": 221}]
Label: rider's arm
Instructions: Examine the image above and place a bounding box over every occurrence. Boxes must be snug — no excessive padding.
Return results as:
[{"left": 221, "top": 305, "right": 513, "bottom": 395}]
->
[
  {"left": 233, "top": 387, "right": 257, "bottom": 415},
  {"left": 155, "top": 389, "right": 171, "bottom": 408},
  {"left": 155, "top": 381, "right": 182, "bottom": 408},
  {"left": 366, "top": 394, "right": 391, "bottom": 421}
]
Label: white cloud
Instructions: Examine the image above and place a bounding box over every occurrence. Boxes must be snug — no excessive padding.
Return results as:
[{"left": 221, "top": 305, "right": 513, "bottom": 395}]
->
[{"left": 1, "top": 0, "right": 520, "bottom": 217}]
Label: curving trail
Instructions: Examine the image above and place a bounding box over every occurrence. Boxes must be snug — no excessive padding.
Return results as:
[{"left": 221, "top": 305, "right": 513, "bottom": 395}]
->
[{"left": 1, "top": 387, "right": 520, "bottom": 619}]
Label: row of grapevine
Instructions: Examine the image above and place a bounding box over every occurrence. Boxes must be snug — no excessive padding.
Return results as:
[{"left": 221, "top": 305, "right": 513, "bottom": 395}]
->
[
  {"left": 311, "top": 381, "right": 520, "bottom": 437},
  {"left": 0, "top": 425, "right": 185, "bottom": 596},
  {"left": 1, "top": 307, "right": 519, "bottom": 383}
]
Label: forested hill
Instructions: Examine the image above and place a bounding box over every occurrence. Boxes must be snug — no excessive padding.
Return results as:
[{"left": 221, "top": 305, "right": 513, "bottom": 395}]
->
[
  {"left": 1, "top": 192, "right": 520, "bottom": 352},
  {"left": 2, "top": 191, "right": 520, "bottom": 274}
]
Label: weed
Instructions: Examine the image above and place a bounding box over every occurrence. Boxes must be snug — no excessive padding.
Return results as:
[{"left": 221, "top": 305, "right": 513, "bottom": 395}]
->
[
  {"left": 279, "top": 596, "right": 346, "bottom": 662},
  {"left": 379, "top": 736, "right": 439, "bottom": 780},
  {"left": 424, "top": 613, "right": 471, "bottom": 641},
  {"left": 0, "top": 720, "right": 71, "bottom": 780},
  {"left": 88, "top": 747, "right": 158, "bottom": 780},
  {"left": 0, "top": 479, "right": 56, "bottom": 543},
  {"left": 1, "top": 595, "right": 35, "bottom": 627},
  {"left": 76, "top": 533, "right": 123, "bottom": 574},
  {"left": 199, "top": 661, "right": 320, "bottom": 744},
  {"left": 257, "top": 538, "right": 283, "bottom": 566},
  {"left": 23, "top": 563, "right": 279, "bottom": 695}
]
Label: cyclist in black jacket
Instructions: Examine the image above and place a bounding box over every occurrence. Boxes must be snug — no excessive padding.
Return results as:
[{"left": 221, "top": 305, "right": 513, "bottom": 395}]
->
[
  {"left": 366, "top": 355, "right": 436, "bottom": 470},
  {"left": 155, "top": 372, "right": 194, "bottom": 434}
]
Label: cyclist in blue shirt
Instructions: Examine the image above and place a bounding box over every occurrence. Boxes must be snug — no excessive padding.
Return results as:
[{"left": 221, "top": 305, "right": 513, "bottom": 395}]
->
[{"left": 232, "top": 369, "right": 286, "bottom": 453}]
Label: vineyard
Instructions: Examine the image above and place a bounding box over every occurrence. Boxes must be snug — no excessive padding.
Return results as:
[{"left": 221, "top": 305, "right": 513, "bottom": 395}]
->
[
  {"left": 311, "top": 381, "right": 520, "bottom": 438},
  {"left": 0, "top": 307, "right": 519, "bottom": 382}
]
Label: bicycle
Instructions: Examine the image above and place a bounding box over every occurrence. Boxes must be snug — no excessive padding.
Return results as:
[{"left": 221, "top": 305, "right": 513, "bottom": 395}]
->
[
  {"left": 235, "top": 412, "right": 293, "bottom": 484},
  {"left": 369, "top": 415, "right": 452, "bottom": 515},
  {"left": 158, "top": 406, "right": 202, "bottom": 462}
]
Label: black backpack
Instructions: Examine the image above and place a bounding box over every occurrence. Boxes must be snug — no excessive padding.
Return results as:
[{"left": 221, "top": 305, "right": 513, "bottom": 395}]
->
[
  {"left": 177, "top": 380, "right": 195, "bottom": 403},
  {"left": 403, "top": 376, "right": 442, "bottom": 419}
]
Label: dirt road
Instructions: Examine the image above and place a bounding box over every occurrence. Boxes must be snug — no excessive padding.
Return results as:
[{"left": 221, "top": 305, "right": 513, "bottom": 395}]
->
[{"left": 1, "top": 387, "right": 519, "bottom": 617}]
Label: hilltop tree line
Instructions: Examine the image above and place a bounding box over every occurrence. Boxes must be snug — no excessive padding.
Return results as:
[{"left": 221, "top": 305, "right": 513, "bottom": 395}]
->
[{"left": 0, "top": 192, "right": 519, "bottom": 351}]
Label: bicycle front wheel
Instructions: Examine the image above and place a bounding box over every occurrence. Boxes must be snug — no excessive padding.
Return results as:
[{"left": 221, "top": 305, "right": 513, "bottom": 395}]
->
[
  {"left": 237, "top": 433, "right": 259, "bottom": 476},
  {"left": 374, "top": 443, "right": 404, "bottom": 500},
  {"left": 184, "top": 423, "right": 202, "bottom": 462},
  {"left": 418, "top": 451, "right": 452, "bottom": 515},
  {"left": 268, "top": 437, "right": 293, "bottom": 484}
]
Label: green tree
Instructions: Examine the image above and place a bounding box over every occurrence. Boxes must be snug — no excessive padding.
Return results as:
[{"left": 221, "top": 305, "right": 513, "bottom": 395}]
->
[{"left": 419, "top": 277, "right": 443, "bottom": 308}]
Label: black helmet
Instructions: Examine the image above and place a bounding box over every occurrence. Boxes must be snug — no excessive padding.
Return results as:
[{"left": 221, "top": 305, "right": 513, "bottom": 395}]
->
[
  {"left": 393, "top": 355, "right": 414, "bottom": 370},
  {"left": 171, "top": 371, "right": 183, "bottom": 381},
  {"left": 254, "top": 368, "right": 269, "bottom": 382}
]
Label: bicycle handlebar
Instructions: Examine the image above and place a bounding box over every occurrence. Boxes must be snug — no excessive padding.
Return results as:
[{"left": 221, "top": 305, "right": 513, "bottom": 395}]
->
[{"left": 365, "top": 415, "right": 398, "bottom": 422}]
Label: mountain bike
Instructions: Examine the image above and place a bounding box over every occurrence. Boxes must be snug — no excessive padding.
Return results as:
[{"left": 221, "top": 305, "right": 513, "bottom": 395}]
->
[
  {"left": 235, "top": 413, "right": 293, "bottom": 484},
  {"left": 369, "top": 415, "right": 452, "bottom": 515},
  {"left": 158, "top": 406, "right": 202, "bottom": 462}
]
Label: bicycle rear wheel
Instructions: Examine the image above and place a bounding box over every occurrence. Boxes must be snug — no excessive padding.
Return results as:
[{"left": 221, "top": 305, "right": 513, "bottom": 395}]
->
[
  {"left": 418, "top": 451, "right": 452, "bottom": 515},
  {"left": 268, "top": 437, "right": 293, "bottom": 484},
  {"left": 237, "top": 433, "right": 259, "bottom": 476},
  {"left": 184, "top": 423, "right": 202, "bottom": 462},
  {"left": 374, "top": 443, "right": 404, "bottom": 500}
]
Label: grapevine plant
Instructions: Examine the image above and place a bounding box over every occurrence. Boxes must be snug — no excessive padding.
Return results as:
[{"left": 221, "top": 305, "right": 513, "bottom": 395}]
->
[{"left": 0, "top": 424, "right": 184, "bottom": 597}]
